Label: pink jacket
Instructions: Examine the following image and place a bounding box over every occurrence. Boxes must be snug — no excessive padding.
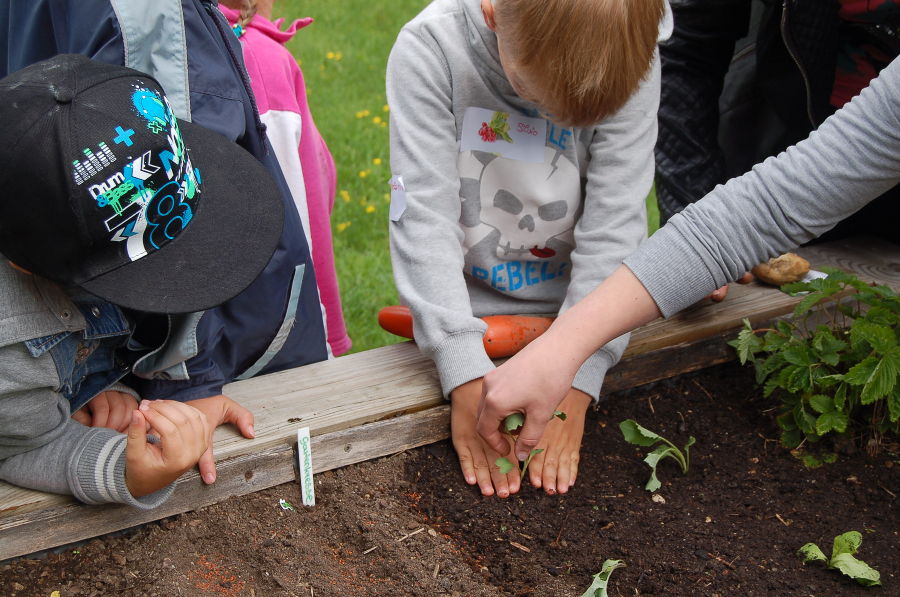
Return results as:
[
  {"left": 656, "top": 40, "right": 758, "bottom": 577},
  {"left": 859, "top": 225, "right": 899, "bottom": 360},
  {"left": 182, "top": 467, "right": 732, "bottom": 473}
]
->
[{"left": 221, "top": 6, "right": 351, "bottom": 356}]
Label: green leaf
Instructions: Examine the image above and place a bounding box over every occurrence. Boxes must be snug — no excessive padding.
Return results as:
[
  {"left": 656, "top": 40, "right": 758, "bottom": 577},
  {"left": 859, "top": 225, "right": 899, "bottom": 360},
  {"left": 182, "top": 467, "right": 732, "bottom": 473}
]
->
[
  {"left": 833, "top": 383, "right": 848, "bottom": 411},
  {"left": 793, "top": 292, "right": 826, "bottom": 318},
  {"left": 798, "top": 543, "right": 827, "bottom": 563},
  {"left": 495, "top": 457, "right": 514, "bottom": 474},
  {"left": 503, "top": 413, "right": 525, "bottom": 433},
  {"left": 784, "top": 345, "right": 816, "bottom": 367},
  {"left": 860, "top": 352, "right": 898, "bottom": 405},
  {"left": 553, "top": 411, "right": 567, "bottom": 421},
  {"left": 831, "top": 531, "right": 862, "bottom": 558},
  {"left": 776, "top": 411, "right": 798, "bottom": 431},
  {"left": 730, "top": 325, "right": 763, "bottom": 363},
  {"left": 888, "top": 385, "right": 900, "bottom": 423},
  {"left": 829, "top": 553, "right": 882, "bottom": 586},
  {"left": 579, "top": 559, "right": 626, "bottom": 597},
  {"left": 815, "top": 410, "right": 848, "bottom": 435},
  {"left": 808, "top": 394, "right": 834, "bottom": 414},
  {"left": 850, "top": 320, "right": 896, "bottom": 354},
  {"left": 642, "top": 445, "right": 673, "bottom": 491},
  {"left": 619, "top": 419, "right": 660, "bottom": 447},
  {"left": 780, "top": 428, "right": 803, "bottom": 448},
  {"left": 842, "top": 357, "right": 878, "bottom": 386}
]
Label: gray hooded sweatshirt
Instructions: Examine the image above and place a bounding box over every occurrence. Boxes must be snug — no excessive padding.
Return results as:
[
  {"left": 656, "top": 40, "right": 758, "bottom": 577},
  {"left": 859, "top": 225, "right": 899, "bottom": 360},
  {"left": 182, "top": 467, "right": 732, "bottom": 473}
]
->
[
  {"left": 625, "top": 56, "right": 899, "bottom": 316},
  {"left": 387, "top": 0, "right": 673, "bottom": 398}
]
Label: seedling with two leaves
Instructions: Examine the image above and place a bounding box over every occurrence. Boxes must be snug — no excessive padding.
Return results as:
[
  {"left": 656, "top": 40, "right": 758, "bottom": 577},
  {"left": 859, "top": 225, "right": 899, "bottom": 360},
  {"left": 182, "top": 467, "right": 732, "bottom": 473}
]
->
[
  {"left": 579, "top": 559, "right": 625, "bottom": 597},
  {"left": 619, "top": 419, "right": 695, "bottom": 492},
  {"left": 798, "top": 530, "right": 881, "bottom": 586},
  {"left": 495, "top": 411, "right": 566, "bottom": 477}
]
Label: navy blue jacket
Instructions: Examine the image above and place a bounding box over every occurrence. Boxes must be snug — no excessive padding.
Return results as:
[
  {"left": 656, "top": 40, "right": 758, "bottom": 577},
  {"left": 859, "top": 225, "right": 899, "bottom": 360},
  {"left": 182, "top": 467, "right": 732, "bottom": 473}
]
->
[{"left": 1, "top": 0, "right": 329, "bottom": 400}]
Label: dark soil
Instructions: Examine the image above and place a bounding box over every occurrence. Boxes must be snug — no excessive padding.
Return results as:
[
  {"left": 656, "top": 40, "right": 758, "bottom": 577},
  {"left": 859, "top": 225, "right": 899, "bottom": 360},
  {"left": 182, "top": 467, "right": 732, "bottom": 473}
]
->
[{"left": 2, "top": 361, "right": 897, "bottom": 596}]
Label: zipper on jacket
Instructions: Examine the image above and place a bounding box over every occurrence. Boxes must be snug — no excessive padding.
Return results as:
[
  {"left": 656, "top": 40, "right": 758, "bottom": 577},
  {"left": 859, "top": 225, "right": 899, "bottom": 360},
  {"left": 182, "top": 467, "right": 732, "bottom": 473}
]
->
[
  {"left": 202, "top": 0, "right": 270, "bottom": 151},
  {"left": 780, "top": 0, "right": 818, "bottom": 127}
]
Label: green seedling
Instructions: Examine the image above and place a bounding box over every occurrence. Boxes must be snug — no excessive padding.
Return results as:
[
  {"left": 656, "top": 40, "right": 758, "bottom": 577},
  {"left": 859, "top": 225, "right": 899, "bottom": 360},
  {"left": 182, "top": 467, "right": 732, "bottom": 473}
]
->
[
  {"left": 619, "top": 419, "right": 695, "bottom": 492},
  {"left": 495, "top": 411, "right": 566, "bottom": 477},
  {"left": 798, "top": 531, "right": 881, "bottom": 586},
  {"left": 579, "top": 559, "right": 625, "bottom": 597}
]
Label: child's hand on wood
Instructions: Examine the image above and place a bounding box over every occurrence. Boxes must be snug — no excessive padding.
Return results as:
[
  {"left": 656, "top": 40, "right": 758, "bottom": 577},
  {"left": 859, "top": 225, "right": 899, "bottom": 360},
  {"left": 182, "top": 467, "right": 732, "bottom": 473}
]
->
[
  {"left": 125, "top": 400, "right": 210, "bottom": 498},
  {"left": 185, "top": 395, "right": 255, "bottom": 485},
  {"left": 522, "top": 389, "right": 590, "bottom": 495},
  {"left": 72, "top": 390, "right": 139, "bottom": 433},
  {"left": 451, "top": 379, "right": 521, "bottom": 498}
]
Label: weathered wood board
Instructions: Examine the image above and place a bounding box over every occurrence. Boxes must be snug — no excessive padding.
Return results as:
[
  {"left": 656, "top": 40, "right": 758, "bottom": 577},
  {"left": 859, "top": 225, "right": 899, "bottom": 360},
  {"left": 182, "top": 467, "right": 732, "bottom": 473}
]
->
[{"left": 1, "top": 237, "right": 897, "bottom": 560}]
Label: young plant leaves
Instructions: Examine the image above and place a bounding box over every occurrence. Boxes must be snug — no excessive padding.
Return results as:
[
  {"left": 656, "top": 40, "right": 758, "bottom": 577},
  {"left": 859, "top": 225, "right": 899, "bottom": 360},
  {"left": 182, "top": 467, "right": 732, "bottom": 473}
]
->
[
  {"left": 495, "top": 412, "right": 566, "bottom": 478},
  {"left": 619, "top": 419, "right": 695, "bottom": 492},
  {"left": 579, "top": 559, "right": 625, "bottom": 597},
  {"left": 727, "top": 269, "right": 899, "bottom": 459},
  {"left": 798, "top": 531, "right": 881, "bottom": 586}
]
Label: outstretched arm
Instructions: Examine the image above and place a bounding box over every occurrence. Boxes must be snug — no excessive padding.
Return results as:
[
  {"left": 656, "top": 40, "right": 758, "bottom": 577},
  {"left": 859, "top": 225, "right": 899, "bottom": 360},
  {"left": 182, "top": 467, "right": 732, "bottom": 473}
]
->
[{"left": 477, "top": 265, "right": 661, "bottom": 459}]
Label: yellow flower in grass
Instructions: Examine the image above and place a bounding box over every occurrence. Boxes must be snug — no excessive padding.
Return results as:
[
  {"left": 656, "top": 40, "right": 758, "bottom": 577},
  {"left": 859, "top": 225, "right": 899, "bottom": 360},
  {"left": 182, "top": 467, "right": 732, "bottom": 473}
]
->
[
  {"left": 336, "top": 221, "right": 352, "bottom": 233},
  {"left": 359, "top": 170, "right": 371, "bottom": 178},
  {"left": 334, "top": 52, "right": 344, "bottom": 61},
  {"left": 372, "top": 116, "right": 382, "bottom": 125},
  {"left": 383, "top": 193, "right": 391, "bottom": 202},
  {"left": 339, "top": 189, "right": 351, "bottom": 202},
  {"left": 372, "top": 158, "right": 382, "bottom": 166},
  {"left": 355, "top": 109, "right": 371, "bottom": 119},
  {"left": 383, "top": 104, "right": 390, "bottom": 112},
  {"left": 366, "top": 205, "right": 376, "bottom": 214},
  {"left": 380, "top": 121, "right": 387, "bottom": 128},
  {"left": 326, "top": 51, "right": 335, "bottom": 60}
]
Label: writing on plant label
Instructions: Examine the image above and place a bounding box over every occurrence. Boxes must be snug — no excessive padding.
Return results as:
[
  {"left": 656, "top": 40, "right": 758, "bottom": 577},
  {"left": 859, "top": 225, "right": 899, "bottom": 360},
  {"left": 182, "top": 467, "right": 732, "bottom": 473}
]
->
[{"left": 297, "top": 427, "right": 315, "bottom": 506}]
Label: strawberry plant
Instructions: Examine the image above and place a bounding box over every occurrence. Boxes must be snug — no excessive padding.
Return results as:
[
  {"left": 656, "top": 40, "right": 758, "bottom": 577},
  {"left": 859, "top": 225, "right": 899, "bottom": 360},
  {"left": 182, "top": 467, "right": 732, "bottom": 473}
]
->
[
  {"left": 579, "top": 559, "right": 625, "bottom": 597},
  {"left": 729, "top": 268, "right": 899, "bottom": 457},
  {"left": 619, "top": 419, "right": 694, "bottom": 491},
  {"left": 798, "top": 531, "right": 881, "bottom": 586},
  {"left": 495, "top": 411, "right": 566, "bottom": 477}
]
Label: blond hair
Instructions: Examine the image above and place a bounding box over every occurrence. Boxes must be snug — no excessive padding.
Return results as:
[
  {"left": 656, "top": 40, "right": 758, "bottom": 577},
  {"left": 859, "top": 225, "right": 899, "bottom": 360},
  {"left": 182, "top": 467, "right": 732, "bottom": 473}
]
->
[
  {"left": 220, "top": 0, "right": 258, "bottom": 31},
  {"left": 494, "top": 0, "right": 664, "bottom": 126}
]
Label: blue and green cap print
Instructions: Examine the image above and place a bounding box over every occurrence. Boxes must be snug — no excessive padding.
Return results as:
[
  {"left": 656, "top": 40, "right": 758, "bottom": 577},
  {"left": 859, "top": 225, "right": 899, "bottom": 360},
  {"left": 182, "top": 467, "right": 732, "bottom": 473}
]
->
[{"left": 0, "top": 55, "right": 284, "bottom": 313}]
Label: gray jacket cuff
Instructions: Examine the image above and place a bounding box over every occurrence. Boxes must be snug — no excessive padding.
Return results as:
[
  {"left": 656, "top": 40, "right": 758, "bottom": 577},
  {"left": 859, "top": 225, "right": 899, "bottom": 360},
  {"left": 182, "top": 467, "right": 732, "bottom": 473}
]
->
[
  {"left": 431, "top": 330, "right": 495, "bottom": 398},
  {"left": 70, "top": 431, "right": 175, "bottom": 509}
]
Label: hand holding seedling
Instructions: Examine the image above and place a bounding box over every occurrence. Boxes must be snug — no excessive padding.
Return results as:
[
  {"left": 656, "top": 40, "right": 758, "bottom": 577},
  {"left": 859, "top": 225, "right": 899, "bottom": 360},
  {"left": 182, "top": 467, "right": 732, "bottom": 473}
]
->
[
  {"left": 493, "top": 389, "right": 590, "bottom": 495},
  {"left": 495, "top": 408, "right": 569, "bottom": 485}
]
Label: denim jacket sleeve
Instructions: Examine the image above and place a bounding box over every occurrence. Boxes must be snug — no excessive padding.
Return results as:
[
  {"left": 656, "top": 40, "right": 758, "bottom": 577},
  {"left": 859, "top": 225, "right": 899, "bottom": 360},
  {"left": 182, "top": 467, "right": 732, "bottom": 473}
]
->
[{"left": 0, "top": 264, "right": 173, "bottom": 508}]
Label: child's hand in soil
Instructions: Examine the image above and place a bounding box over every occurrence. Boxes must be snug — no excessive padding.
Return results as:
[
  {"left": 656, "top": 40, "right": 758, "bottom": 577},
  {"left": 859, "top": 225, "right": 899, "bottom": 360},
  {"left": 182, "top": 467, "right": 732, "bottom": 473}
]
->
[
  {"left": 71, "top": 390, "right": 139, "bottom": 433},
  {"left": 185, "top": 395, "right": 255, "bottom": 485},
  {"left": 523, "top": 389, "right": 590, "bottom": 495},
  {"left": 451, "top": 379, "right": 521, "bottom": 497},
  {"left": 126, "top": 400, "right": 210, "bottom": 497}
]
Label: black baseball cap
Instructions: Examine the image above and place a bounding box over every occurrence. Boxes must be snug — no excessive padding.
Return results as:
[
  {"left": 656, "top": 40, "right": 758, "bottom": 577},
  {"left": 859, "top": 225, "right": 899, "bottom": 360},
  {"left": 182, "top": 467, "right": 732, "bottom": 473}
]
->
[{"left": 0, "top": 54, "right": 284, "bottom": 314}]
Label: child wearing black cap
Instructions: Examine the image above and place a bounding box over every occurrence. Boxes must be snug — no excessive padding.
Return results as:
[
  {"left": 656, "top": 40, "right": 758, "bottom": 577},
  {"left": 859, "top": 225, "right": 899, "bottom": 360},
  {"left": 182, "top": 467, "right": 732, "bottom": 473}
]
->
[{"left": 0, "top": 55, "right": 285, "bottom": 507}]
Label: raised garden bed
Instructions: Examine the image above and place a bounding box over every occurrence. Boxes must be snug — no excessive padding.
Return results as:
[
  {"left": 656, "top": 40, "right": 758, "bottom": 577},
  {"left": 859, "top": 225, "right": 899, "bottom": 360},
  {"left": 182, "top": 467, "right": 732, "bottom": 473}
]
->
[{"left": 2, "top": 360, "right": 896, "bottom": 596}]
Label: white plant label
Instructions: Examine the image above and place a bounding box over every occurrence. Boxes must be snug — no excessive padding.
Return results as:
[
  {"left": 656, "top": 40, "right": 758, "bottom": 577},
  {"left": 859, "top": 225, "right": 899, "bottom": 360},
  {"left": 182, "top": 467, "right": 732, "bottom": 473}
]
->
[{"left": 297, "top": 427, "right": 315, "bottom": 506}]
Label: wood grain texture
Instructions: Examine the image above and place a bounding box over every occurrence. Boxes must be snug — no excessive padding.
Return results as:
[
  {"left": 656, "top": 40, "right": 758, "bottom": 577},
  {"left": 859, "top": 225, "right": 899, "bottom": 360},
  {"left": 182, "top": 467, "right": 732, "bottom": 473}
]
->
[{"left": 1, "top": 236, "right": 896, "bottom": 560}]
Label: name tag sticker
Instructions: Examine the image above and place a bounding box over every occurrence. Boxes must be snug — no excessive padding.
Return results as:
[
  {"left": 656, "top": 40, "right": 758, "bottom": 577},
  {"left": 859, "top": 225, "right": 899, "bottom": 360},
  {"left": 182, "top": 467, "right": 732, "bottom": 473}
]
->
[
  {"left": 460, "top": 107, "right": 546, "bottom": 163},
  {"left": 389, "top": 175, "right": 407, "bottom": 222},
  {"left": 296, "top": 427, "right": 315, "bottom": 506}
]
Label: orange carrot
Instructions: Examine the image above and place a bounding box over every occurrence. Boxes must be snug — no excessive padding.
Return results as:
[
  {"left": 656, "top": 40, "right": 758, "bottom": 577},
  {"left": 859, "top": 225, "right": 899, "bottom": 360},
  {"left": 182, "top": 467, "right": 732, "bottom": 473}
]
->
[{"left": 377, "top": 306, "right": 554, "bottom": 358}]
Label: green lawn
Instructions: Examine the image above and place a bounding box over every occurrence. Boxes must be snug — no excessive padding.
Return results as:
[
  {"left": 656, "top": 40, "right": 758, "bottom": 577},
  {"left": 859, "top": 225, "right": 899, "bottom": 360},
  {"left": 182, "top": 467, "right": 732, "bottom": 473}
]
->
[
  {"left": 277, "top": 0, "right": 429, "bottom": 353},
  {"left": 277, "top": 0, "right": 659, "bottom": 353}
]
